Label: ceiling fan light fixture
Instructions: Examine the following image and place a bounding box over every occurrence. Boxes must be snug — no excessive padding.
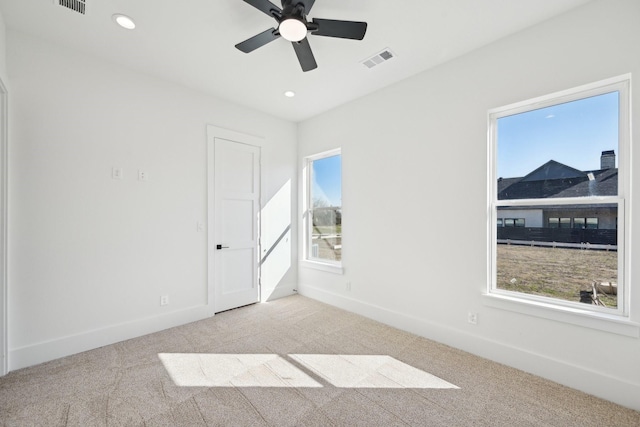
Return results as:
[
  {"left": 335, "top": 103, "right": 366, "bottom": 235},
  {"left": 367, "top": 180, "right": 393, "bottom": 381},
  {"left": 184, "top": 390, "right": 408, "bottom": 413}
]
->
[
  {"left": 235, "top": 0, "right": 368, "bottom": 72},
  {"left": 279, "top": 18, "right": 307, "bottom": 42}
]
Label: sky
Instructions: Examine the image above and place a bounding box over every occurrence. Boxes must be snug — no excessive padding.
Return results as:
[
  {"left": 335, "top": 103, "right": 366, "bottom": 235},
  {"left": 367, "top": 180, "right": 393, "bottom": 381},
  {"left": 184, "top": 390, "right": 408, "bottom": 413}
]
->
[
  {"left": 312, "top": 154, "right": 342, "bottom": 207},
  {"left": 497, "top": 91, "right": 619, "bottom": 178},
  {"left": 309, "top": 92, "right": 618, "bottom": 203}
]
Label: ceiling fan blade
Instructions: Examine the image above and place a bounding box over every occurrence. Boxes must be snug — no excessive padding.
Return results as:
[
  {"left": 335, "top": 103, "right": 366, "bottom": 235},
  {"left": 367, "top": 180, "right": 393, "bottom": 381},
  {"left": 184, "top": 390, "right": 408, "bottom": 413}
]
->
[
  {"left": 292, "top": 38, "right": 317, "bottom": 72},
  {"left": 235, "top": 28, "right": 281, "bottom": 53},
  {"left": 242, "top": 0, "right": 282, "bottom": 18},
  {"left": 311, "top": 18, "right": 368, "bottom": 40}
]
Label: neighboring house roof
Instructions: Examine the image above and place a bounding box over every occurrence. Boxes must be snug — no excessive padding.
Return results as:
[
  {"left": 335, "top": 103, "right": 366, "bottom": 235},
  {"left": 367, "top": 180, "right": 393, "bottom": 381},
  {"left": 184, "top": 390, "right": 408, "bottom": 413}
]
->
[
  {"left": 521, "top": 160, "right": 585, "bottom": 181},
  {"left": 498, "top": 160, "right": 618, "bottom": 200}
]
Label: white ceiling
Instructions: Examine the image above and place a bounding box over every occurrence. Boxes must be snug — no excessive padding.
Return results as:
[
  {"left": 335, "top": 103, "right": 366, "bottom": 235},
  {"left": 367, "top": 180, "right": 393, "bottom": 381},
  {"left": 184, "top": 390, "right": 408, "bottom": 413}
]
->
[{"left": 0, "top": 0, "right": 593, "bottom": 122}]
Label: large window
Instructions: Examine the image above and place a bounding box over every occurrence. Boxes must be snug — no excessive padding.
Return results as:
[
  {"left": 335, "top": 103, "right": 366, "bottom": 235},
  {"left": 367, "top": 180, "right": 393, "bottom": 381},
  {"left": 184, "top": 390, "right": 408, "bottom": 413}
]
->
[
  {"left": 489, "top": 76, "right": 630, "bottom": 318},
  {"left": 304, "top": 149, "right": 342, "bottom": 270}
]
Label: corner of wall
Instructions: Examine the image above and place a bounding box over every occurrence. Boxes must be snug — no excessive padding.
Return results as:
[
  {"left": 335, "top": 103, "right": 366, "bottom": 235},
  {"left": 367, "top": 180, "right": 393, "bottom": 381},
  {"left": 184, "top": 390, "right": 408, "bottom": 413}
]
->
[{"left": 0, "top": 8, "right": 8, "bottom": 376}]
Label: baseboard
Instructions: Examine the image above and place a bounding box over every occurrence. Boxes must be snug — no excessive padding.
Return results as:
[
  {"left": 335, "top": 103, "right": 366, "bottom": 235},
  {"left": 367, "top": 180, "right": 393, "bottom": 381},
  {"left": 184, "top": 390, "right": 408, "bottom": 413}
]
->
[
  {"left": 9, "top": 305, "right": 211, "bottom": 371},
  {"left": 298, "top": 284, "right": 640, "bottom": 412}
]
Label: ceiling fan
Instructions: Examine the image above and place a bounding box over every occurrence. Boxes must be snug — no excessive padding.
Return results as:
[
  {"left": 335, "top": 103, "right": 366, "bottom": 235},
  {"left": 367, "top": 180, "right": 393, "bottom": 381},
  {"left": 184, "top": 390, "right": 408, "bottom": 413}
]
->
[{"left": 235, "top": 0, "right": 368, "bottom": 72}]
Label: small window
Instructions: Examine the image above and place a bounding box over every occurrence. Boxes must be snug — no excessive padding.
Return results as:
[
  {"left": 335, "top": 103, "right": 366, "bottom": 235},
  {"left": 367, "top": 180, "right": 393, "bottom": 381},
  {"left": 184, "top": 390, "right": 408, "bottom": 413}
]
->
[
  {"left": 503, "top": 218, "right": 525, "bottom": 227},
  {"left": 489, "top": 75, "right": 629, "bottom": 318},
  {"left": 572, "top": 217, "right": 599, "bottom": 229},
  {"left": 304, "top": 149, "right": 342, "bottom": 268},
  {"left": 547, "top": 217, "right": 571, "bottom": 229},
  {"left": 573, "top": 218, "right": 587, "bottom": 229}
]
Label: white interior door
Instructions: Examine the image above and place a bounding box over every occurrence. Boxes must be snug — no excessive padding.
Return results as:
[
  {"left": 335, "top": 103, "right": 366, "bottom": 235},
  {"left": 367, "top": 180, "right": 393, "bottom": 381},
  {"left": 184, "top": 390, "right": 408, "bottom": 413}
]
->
[{"left": 211, "top": 133, "right": 261, "bottom": 313}]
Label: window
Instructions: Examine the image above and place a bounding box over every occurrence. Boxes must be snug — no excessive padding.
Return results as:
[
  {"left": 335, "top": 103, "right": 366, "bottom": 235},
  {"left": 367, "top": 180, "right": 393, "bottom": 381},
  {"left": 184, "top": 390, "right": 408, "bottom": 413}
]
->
[
  {"left": 503, "top": 218, "right": 525, "bottom": 227},
  {"left": 573, "top": 218, "right": 587, "bottom": 229},
  {"left": 548, "top": 217, "right": 571, "bottom": 228},
  {"left": 489, "top": 76, "right": 630, "bottom": 319},
  {"left": 303, "top": 149, "right": 342, "bottom": 272},
  {"left": 572, "top": 217, "right": 599, "bottom": 229}
]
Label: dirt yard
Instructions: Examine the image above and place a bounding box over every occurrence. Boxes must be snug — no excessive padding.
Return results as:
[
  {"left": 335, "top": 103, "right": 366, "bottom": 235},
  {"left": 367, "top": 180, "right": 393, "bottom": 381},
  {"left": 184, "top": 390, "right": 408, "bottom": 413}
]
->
[{"left": 496, "top": 244, "right": 618, "bottom": 307}]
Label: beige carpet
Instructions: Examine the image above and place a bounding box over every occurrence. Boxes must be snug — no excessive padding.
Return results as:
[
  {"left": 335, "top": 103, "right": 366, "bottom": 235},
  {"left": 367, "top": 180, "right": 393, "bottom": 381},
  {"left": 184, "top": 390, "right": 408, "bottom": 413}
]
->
[{"left": 1, "top": 295, "right": 638, "bottom": 426}]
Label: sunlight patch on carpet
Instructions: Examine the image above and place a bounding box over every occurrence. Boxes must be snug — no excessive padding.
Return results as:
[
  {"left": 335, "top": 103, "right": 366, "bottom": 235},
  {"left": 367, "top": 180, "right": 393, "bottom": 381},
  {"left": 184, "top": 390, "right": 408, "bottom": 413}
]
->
[
  {"left": 158, "top": 353, "right": 322, "bottom": 388},
  {"left": 159, "top": 353, "right": 458, "bottom": 389},
  {"left": 290, "top": 354, "right": 459, "bottom": 389}
]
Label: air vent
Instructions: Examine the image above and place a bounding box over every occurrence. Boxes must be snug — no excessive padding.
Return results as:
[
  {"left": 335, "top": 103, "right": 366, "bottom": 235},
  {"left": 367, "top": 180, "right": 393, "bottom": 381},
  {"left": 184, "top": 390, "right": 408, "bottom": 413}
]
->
[
  {"left": 55, "top": 0, "right": 86, "bottom": 15},
  {"left": 362, "top": 49, "right": 395, "bottom": 69}
]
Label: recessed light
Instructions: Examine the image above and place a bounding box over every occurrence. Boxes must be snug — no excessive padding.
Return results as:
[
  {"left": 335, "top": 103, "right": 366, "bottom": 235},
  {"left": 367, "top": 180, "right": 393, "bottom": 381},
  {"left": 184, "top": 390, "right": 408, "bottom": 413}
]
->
[
  {"left": 113, "top": 14, "right": 136, "bottom": 30},
  {"left": 284, "top": 91, "right": 296, "bottom": 98}
]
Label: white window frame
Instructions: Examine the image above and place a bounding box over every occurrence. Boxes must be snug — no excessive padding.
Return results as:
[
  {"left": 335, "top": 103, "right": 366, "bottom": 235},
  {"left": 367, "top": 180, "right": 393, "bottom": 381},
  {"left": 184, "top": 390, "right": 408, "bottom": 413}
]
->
[
  {"left": 301, "top": 148, "right": 343, "bottom": 275},
  {"left": 485, "top": 75, "right": 638, "bottom": 337}
]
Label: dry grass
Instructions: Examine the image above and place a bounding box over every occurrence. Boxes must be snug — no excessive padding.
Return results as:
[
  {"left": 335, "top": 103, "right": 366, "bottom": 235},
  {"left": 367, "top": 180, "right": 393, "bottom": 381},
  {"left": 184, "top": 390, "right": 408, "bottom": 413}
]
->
[{"left": 497, "top": 244, "right": 618, "bottom": 307}]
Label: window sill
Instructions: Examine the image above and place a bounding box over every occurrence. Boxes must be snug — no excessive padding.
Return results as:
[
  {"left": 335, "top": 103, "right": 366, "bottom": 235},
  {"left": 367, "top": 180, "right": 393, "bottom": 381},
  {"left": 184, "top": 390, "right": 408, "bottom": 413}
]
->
[
  {"left": 482, "top": 292, "right": 639, "bottom": 338},
  {"left": 300, "top": 260, "right": 344, "bottom": 275}
]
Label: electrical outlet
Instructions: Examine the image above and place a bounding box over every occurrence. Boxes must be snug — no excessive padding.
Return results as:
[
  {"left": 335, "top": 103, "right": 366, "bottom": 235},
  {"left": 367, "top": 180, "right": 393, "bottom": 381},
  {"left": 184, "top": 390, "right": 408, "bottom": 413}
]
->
[
  {"left": 138, "top": 170, "right": 148, "bottom": 181},
  {"left": 160, "top": 295, "right": 169, "bottom": 306},
  {"left": 468, "top": 312, "right": 478, "bottom": 325},
  {"left": 112, "top": 167, "right": 123, "bottom": 180}
]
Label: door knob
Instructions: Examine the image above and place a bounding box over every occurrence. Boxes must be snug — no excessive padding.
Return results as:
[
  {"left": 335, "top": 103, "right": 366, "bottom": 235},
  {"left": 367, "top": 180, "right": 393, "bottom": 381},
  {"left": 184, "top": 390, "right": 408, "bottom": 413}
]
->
[{"left": 216, "top": 244, "right": 229, "bottom": 250}]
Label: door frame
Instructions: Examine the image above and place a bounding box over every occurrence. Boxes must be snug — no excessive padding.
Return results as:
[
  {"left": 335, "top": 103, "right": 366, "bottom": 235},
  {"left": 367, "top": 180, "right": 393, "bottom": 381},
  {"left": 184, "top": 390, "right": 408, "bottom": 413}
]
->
[
  {"left": 0, "top": 78, "right": 8, "bottom": 376},
  {"left": 206, "top": 125, "right": 264, "bottom": 316}
]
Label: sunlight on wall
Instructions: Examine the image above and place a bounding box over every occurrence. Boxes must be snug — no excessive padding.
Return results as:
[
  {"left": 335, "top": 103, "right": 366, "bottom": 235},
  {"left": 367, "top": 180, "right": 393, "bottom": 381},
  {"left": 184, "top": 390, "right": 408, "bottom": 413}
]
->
[
  {"left": 259, "top": 180, "right": 292, "bottom": 301},
  {"left": 159, "top": 353, "right": 459, "bottom": 389}
]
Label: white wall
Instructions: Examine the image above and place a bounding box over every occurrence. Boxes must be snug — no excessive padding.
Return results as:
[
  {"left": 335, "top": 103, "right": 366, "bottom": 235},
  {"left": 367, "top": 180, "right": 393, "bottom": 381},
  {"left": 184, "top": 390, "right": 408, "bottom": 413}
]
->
[
  {"left": 7, "top": 30, "right": 297, "bottom": 369},
  {"left": 298, "top": 0, "right": 640, "bottom": 411}
]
